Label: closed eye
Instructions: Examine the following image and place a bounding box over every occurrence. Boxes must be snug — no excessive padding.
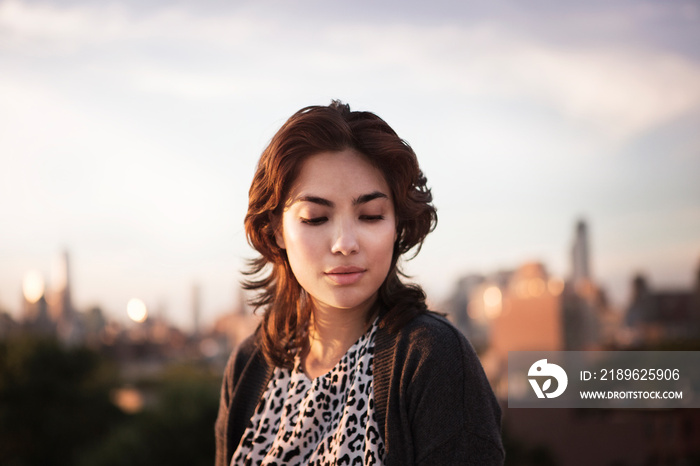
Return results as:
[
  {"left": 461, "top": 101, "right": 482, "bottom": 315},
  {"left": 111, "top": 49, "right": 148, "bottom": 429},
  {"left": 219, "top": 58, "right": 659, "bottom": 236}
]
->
[
  {"left": 360, "top": 215, "right": 385, "bottom": 221},
  {"left": 300, "top": 217, "right": 327, "bottom": 225}
]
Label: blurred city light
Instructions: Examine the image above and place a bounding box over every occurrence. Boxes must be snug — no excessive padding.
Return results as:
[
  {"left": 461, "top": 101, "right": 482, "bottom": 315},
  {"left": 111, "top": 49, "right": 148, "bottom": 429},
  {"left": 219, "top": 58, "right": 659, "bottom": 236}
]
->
[
  {"left": 126, "top": 298, "right": 148, "bottom": 323},
  {"left": 528, "top": 277, "right": 546, "bottom": 298},
  {"left": 22, "top": 270, "right": 45, "bottom": 304},
  {"left": 548, "top": 277, "right": 565, "bottom": 296},
  {"left": 483, "top": 286, "right": 503, "bottom": 319},
  {"left": 111, "top": 386, "right": 144, "bottom": 414}
]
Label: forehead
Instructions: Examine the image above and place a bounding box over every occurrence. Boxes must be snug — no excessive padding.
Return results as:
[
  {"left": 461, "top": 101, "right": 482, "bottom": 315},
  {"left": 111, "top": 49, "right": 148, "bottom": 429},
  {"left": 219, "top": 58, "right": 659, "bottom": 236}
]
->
[{"left": 288, "top": 149, "right": 391, "bottom": 200}]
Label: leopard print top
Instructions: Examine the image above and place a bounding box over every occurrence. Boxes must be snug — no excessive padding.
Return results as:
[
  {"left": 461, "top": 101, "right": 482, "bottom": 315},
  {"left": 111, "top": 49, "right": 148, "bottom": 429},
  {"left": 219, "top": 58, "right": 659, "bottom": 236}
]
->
[{"left": 231, "top": 319, "right": 385, "bottom": 465}]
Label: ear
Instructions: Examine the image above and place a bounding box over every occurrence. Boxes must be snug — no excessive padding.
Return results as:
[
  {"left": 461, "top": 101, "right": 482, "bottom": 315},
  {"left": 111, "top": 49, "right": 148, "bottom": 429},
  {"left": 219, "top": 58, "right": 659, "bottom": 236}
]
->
[
  {"left": 269, "top": 212, "right": 285, "bottom": 250},
  {"left": 275, "top": 226, "right": 286, "bottom": 250}
]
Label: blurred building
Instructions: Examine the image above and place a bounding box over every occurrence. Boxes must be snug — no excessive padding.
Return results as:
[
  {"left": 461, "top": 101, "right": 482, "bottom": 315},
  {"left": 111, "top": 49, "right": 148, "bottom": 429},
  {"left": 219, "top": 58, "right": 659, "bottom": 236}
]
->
[
  {"left": 488, "top": 262, "right": 565, "bottom": 359},
  {"left": 504, "top": 407, "right": 700, "bottom": 465},
  {"left": 48, "top": 250, "right": 85, "bottom": 345},
  {"left": 192, "top": 282, "right": 202, "bottom": 337},
  {"left": 21, "top": 270, "right": 55, "bottom": 336},
  {"left": 560, "top": 219, "right": 614, "bottom": 349},
  {"left": 442, "top": 271, "right": 513, "bottom": 353},
  {"left": 442, "top": 261, "right": 566, "bottom": 400},
  {"left": 624, "top": 263, "right": 700, "bottom": 345},
  {"left": 207, "top": 301, "right": 260, "bottom": 369},
  {"left": 443, "top": 219, "right": 622, "bottom": 402},
  {"left": 446, "top": 219, "right": 613, "bottom": 358},
  {"left": 19, "top": 251, "right": 87, "bottom": 345},
  {"left": 571, "top": 219, "right": 591, "bottom": 287},
  {"left": 443, "top": 274, "right": 485, "bottom": 350},
  {"left": 0, "top": 311, "right": 18, "bottom": 339},
  {"left": 82, "top": 305, "right": 108, "bottom": 348}
]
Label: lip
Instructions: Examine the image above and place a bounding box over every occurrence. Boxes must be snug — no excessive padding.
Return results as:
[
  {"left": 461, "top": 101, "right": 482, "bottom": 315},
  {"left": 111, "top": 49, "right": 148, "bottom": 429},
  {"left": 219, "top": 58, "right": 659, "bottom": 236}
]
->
[{"left": 324, "top": 266, "right": 366, "bottom": 285}]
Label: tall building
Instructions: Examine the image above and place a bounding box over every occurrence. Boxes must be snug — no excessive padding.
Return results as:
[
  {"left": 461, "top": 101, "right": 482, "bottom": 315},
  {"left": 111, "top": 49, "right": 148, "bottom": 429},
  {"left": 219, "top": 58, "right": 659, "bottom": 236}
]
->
[
  {"left": 563, "top": 219, "right": 611, "bottom": 349},
  {"left": 49, "top": 250, "right": 73, "bottom": 322},
  {"left": 192, "top": 283, "right": 201, "bottom": 336},
  {"left": 50, "top": 250, "right": 84, "bottom": 345},
  {"left": 571, "top": 219, "right": 590, "bottom": 289}
]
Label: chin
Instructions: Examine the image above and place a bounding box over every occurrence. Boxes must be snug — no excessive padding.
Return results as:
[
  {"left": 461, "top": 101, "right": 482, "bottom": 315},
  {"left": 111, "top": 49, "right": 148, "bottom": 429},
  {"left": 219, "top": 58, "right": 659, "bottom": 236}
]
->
[{"left": 318, "top": 290, "right": 378, "bottom": 313}]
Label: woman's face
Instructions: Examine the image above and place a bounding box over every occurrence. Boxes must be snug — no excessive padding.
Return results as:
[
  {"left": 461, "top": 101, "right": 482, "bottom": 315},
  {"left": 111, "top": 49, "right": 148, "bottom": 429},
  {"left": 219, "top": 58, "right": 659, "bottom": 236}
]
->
[{"left": 276, "top": 149, "right": 396, "bottom": 318}]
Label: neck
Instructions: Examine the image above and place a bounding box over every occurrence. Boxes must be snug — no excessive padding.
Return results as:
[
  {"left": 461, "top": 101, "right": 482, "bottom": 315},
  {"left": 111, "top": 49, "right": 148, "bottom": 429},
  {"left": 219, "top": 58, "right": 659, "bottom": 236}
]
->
[{"left": 302, "top": 297, "right": 376, "bottom": 379}]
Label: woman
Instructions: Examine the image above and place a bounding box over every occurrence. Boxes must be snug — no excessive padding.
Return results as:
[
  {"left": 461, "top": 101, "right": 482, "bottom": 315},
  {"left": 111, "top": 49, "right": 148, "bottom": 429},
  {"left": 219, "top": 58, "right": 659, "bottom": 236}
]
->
[{"left": 215, "top": 101, "right": 504, "bottom": 465}]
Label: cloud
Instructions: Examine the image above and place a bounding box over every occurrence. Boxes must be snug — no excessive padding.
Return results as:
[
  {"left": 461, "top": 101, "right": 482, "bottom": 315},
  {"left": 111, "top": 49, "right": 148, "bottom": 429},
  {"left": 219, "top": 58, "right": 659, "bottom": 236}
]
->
[
  {"left": 0, "top": 0, "right": 266, "bottom": 53},
  {"left": 4, "top": 0, "right": 699, "bottom": 142},
  {"left": 460, "top": 33, "right": 700, "bottom": 140},
  {"left": 314, "top": 22, "right": 700, "bottom": 141},
  {"left": 3, "top": 0, "right": 700, "bottom": 145},
  {"left": 115, "top": 64, "right": 250, "bottom": 101}
]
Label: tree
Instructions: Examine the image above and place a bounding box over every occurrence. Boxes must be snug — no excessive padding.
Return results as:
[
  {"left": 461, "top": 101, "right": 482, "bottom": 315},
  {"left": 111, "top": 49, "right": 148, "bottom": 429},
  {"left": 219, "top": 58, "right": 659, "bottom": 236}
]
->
[{"left": 0, "top": 336, "right": 123, "bottom": 466}]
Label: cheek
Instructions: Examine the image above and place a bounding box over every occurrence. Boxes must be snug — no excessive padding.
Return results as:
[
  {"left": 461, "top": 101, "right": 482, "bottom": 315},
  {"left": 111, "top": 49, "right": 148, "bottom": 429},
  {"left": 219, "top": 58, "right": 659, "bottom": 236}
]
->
[
  {"left": 368, "top": 224, "right": 397, "bottom": 264},
  {"left": 282, "top": 220, "right": 320, "bottom": 263}
]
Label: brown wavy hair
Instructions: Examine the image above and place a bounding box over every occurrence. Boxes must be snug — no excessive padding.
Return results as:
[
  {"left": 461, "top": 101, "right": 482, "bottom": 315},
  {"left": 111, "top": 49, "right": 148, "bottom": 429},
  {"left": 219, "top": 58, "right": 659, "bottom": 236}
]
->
[{"left": 243, "top": 100, "right": 437, "bottom": 368}]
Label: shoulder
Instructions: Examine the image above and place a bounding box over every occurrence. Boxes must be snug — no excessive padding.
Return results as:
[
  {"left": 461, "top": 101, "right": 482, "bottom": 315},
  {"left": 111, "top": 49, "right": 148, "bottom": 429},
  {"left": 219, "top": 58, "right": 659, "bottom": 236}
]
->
[
  {"left": 216, "top": 330, "right": 271, "bottom": 466},
  {"left": 381, "top": 312, "right": 504, "bottom": 462},
  {"left": 383, "top": 311, "right": 474, "bottom": 363},
  {"left": 394, "top": 311, "right": 464, "bottom": 342},
  {"left": 233, "top": 332, "right": 260, "bottom": 366},
  {"left": 374, "top": 311, "right": 504, "bottom": 463},
  {"left": 376, "top": 310, "right": 489, "bottom": 397},
  {"left": 222, "top": 331, "right": 262, "bottom": 390}
]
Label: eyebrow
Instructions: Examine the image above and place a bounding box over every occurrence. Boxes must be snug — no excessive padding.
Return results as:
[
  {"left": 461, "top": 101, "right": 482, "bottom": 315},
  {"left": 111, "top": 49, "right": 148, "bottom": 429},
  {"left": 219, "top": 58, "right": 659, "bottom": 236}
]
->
[{"left": 292, "top": 191, "right": 389, "bottom": 207}]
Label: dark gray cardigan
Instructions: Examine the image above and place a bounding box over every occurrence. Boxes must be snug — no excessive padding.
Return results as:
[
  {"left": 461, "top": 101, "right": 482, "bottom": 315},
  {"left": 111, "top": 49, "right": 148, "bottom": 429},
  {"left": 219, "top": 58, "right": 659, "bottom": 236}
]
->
[{"left": 215, "top": 312, "right": 504, "bottom": 465}]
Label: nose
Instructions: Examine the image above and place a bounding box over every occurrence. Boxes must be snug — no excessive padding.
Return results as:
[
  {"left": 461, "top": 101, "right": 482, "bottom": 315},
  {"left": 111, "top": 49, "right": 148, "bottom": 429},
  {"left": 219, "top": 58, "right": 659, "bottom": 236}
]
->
[{"left": 331, "top": 220, "right": 359, "bottom": 255}]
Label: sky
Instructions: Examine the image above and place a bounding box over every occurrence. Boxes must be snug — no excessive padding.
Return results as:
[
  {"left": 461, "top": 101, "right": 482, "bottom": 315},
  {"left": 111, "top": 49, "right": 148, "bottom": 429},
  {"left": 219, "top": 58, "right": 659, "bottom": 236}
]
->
[{"left": 1, "top": 0, "right": 699, "bottom": 330}]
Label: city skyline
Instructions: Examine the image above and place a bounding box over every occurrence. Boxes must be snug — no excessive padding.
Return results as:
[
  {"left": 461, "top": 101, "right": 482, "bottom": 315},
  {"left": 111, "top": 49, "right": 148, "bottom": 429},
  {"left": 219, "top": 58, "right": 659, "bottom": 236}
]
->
[
  {"left": 1, "top": 0, "right": 699, "bottom": 329},
  {"left": 4, "top": 218, "right": 697, "bottom": 332}
]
